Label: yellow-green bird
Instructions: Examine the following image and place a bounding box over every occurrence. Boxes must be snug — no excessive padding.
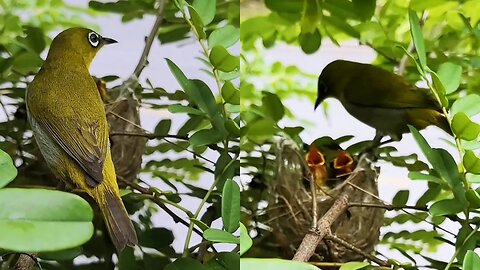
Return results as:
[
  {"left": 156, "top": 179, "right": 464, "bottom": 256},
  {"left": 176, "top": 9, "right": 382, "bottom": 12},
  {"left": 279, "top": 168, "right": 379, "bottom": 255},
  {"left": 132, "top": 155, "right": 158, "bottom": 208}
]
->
[
  {"left": 315, "top": 60, "right": 451, "bottom": 143},
  {"left": 26, "top": 27, "right": 137, "bottom": 251}
]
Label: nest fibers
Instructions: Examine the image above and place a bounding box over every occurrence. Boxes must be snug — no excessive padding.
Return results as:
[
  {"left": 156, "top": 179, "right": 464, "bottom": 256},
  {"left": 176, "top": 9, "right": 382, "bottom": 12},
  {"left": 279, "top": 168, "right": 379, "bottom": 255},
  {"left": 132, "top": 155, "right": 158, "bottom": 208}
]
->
[{"left": 267, "top": 139, "right": 384, "bottom": 262}]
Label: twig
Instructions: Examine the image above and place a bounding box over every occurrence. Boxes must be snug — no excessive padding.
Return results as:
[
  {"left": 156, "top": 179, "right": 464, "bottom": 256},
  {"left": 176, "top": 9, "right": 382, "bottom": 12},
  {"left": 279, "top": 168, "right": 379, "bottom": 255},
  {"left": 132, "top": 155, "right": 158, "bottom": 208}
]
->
[
  {"left": 13, "top": 253, "right": 41, "bottom": 270},
  {"left": 131, "top": 0, "right": 166, "bottom": 78},
  {"left": 346, "top": 181, "right": 455, "bottom": 236},
  {"left": 110, "top": 131, "right": 188, "bottom": 140},
  {"left": 113, "top": 0, "right": 166, "bottom": 103},
  {"left": 116, "top": 176, "right": 202, "bottom": 238},
  {"left": 325, "top": 233, "right": 391, "bottom": 267},
  {"left": 348, "top": 202, "right": 428, "bottom": 212},
  {"left": 292, "top": 155, "right": 371, "bottom": 262},
  {"left": 308, "top": 172, "right": 318, "bottom": 228}
]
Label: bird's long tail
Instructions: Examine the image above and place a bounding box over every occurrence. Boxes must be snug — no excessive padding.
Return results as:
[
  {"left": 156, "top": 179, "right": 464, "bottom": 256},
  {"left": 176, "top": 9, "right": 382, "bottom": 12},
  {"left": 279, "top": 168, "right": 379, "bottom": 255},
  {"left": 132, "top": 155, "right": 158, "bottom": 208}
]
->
[
  {"left": 406, "top": 109, "right": 452, "bottom": 135},
  {"left": 98, "top": 191, "right": 138, "bottom": 252}
]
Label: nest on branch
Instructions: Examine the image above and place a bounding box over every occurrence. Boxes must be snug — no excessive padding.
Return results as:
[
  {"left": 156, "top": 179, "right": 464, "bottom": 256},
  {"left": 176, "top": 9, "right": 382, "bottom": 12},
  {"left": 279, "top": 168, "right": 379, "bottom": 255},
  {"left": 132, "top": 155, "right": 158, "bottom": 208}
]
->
[
  {"left": 101, "top": 80, "right": 147, "bottom": 183},
  {"left": 266, "top": 139, "right": 384, "bottom": 262}
]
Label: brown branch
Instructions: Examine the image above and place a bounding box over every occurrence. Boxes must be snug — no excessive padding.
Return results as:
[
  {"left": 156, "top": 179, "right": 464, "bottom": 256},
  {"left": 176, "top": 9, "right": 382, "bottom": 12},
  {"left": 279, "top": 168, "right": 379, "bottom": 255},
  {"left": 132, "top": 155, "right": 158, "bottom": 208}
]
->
[
  {"left": 115, "top": 0, "right": 166, "bottom": 101},
  {"left": 109, "top": 131, "right": 188, "bottom": 140},
  {"left": 292, "top": 155, "right": 372, "bottom": 262},
  {"left": 348, "top": 202, "right": 428, "bottom": 212},
  {"left": 14, "top": 253, "right": 40, "bottom": 270},
  {"left": 116, "top": 176, "right": 204, "bottom": 239},
  {"left": 131, "top": 0, "right": 166, "bottom": 79},
  {"left": 325, "top": 234, "right": 391, "bottom": 267}
]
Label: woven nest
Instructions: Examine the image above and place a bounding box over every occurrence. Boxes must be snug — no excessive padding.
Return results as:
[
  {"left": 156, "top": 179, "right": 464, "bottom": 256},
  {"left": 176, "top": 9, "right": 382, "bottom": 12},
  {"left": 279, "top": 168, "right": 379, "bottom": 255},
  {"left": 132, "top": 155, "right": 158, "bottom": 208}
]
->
[
  {"left": 267, "top": 139, "right": 384, "bottom": 262},
  {"left": 104, "top": 84, "right": 147, "bottom": 183}
]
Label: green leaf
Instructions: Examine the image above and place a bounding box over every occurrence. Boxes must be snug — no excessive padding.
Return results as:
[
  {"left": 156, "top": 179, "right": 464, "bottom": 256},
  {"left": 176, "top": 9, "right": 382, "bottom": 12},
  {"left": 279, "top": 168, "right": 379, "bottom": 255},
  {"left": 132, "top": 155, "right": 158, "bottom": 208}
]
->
[
  {"left": 222, "top": 179, "right": 240, "bottom": 233},
  {"left": 323, "top": 15, "right": 360, "bottom": 38},
  {"left": 409, "top": 126, "right": 462, "bottom": 188},
  {"left": 39, "top": 247, "right": 83, "bottom": 261},
  {"left": 118, "top": 247, "right": 136, "bottom": 270},
  {"left": 465, "top": 189, "right": 480, "bottom": 208},
  {"left": 154, "top": 119, "right": 172, "bottom": 136},
  {"left": 192, "top": 0, "right": 216, "bottom": 25},
  {"left": 139, "top": 227, "right": 174, "bottom": 250},
  {"left": 246, "top": 118, "right": 277, "bottom": 142},
  {"left": 240, "top": 258, "right": 318, "bottom": 270},
  {"left": 298, "top": 28, "right": 321, "bottom": 54},
  {"left": 225, "top": 118, "right": 240, "bottom": 137},
  {"left": 409, "top": 0, "right": 446, "bottom": 11},
  {"left": 19, "top": 26, "right": 46, "bottom": 53},
  {"left": 437, "top": 62, "right": 462, "bottom": 94},
  {"left": 158, "top": 25, "right": 190, "bottom": 44},
  {"left": 190, "top": 128, "right": 224, "bottom": 147},
  {"left": 165, "top": 59, "right": 225, "bottom": 133},
  {"left": 203, "top": 228, "right": 239, "bottom": 244},
  {"left": 0, "top": 149, "right": 17, "bottom": 188},
  {"left": 352, "top": 0, "right": 376, "bottom": 21},
  {"left": 240, "top": 223, "right": 252, "bottom": 256},
  {"left": 261, "top": 92, "right": 284, "bottom": 122},
  {"left": 208, "top": 25, "right": 239, "bottom": 48},
  {"left": 451, "top": 94, "right": 480, "bottom": 116},
  {"left": 392, "top": 190, "right": 409, "bottom": 206},
  {"left": 430, "top": 198, "right": 465, "bottom": 216},
  {"left": 463, "top": 250, "right": 480, "bottom": 270},
  {"left": 429, "top": 70, "right": 448, "bottom": 107},
  {"left": 409, "top": 171, "right": 443, "bottom": 185},
  {"left": 264, "top": 0, "right": 303, "bottom": 14},
  {"left": 464, "top": 150, "right": 480, "bottom": 174},
  {"left": 209, "top": 46, "right": 239, "bottom": 72},
  {"left": 189, "top": 218, "right": 209, "bottom": 231},
  {"left": 0, "top": 188, "right": 93, "bottom": 252},
  {"left": 212, "top": 252, "right": 240, "bottom": 270},
  {"left": 340, "top": 261, "right": 370, "bottom": 270},
  {"left": 188, "top": 6, "right": 206, "bottom": 39},
  {"left": 222, "top": 81, "right": 240, "bottom": 105},
  {"left": 409, "top": 9, "right": 427, "bottom": 71},
  {"left": 165, "top": 257, "right": 208, "bottom": 270},
  {"left": 452, "top": 113, "right": 480, "bottom": 141},
  {"left": 168, "top": 104, "right": 205, "bottom": 115}
]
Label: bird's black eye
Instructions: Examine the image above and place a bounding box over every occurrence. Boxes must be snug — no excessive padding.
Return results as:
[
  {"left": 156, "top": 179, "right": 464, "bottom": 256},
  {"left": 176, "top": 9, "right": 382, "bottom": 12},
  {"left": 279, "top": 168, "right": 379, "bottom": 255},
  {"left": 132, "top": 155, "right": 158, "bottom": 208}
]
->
[{"left": 88, "top": 32, "right": 100, "bottom": 48}]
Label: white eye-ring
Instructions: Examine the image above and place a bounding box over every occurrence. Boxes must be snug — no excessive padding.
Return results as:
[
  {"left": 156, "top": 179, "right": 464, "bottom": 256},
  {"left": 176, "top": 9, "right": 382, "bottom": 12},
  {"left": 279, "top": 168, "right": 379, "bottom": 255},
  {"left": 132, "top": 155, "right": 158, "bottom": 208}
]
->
[{"left": 88, "top": 32, "right": 100, "bottom": 47}]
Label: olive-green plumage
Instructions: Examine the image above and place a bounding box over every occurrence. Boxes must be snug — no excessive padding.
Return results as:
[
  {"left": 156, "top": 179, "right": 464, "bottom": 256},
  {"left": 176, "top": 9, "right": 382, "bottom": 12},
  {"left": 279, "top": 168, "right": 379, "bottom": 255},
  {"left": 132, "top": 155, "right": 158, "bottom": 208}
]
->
[
  {"left": 26, "top": 27, "right": 137, "bottom": 251},
  {"left": 315, "top": 60, "right": 451, "bottom": 141}
]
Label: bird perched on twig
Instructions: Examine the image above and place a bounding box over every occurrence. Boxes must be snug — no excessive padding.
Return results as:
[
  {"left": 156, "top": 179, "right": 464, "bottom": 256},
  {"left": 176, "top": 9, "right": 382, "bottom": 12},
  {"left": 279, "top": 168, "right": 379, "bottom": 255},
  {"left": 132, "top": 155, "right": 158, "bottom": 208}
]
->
[
  {"left": 26, "top": 27, "right": 137, "bottom": 252},
  {"left": 315, "top": 60, "right": 451, "bottom": 145}
]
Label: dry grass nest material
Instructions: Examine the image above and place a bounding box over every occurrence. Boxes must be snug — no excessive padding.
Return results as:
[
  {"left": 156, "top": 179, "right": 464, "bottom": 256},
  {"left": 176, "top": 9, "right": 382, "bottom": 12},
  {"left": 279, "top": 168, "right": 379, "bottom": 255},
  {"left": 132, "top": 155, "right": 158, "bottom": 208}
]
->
[{"left": 266, "top": 139, "right": 385, "bottom": 262}]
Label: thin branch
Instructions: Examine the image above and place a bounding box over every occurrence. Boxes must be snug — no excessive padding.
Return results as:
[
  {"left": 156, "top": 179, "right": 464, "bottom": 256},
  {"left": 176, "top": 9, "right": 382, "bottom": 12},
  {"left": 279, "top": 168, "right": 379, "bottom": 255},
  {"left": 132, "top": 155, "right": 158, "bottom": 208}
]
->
[
  {"left": 13, "top": 253, "right": 41, "bottom": 270},
  {"left": 325, "top": 233, "right": 391, "bottom": 267},
  {"left": 116, "top": 176, "right": 202, "bottom": 238},
  {"left": 110, "top": 131, "right": 189, "bottom": 140},
  {"left": 113, "top": 0, "right": 166, "bottom": 102},
  {"left": 348, "top": 202, "right": 428, "bottom": 212},
  {"left": 292, "top": 155, "right": 372, "bottom": 262},
  {"left": 131, "top": 0, "right": 166, "bottom": 78}
]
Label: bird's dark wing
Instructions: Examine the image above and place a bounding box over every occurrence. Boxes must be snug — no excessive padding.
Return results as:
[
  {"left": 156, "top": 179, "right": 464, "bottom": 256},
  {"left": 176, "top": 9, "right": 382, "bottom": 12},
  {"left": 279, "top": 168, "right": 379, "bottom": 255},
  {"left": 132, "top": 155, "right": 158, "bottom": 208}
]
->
[
  {"left": 32, "top": 112, "right": 108, "bottom": 187},
  {"left": 343, "top": 65, "right": 441, "bottom": 110}
]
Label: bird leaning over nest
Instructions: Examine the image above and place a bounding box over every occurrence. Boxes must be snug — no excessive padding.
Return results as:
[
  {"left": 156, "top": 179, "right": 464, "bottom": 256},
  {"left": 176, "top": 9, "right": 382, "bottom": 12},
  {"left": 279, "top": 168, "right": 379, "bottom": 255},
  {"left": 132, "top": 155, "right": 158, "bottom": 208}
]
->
[{"left": 315, "top": 60, "right": 452, "bottom": 149}]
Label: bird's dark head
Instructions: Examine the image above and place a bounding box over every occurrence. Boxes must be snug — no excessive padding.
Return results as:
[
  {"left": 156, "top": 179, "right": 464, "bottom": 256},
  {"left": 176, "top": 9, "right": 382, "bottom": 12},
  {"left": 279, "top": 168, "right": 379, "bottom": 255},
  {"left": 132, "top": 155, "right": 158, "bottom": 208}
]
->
[
  {"left": 315, "top": 76, "right": 329, "bottom": 110},
  {"left": 315, "top": 60, "right": 350, "bottom": 110}
]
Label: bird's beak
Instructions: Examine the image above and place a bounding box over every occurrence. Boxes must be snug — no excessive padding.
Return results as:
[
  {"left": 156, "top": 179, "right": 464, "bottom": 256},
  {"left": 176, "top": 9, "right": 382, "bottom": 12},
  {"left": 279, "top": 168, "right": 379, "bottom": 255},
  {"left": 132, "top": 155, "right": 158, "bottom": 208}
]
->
[
  {"left": 314, "top": 97, "right": 322, "bottom": 110},
  {"left": 102, "top": 37, "right": 118, "bottom": 44}
]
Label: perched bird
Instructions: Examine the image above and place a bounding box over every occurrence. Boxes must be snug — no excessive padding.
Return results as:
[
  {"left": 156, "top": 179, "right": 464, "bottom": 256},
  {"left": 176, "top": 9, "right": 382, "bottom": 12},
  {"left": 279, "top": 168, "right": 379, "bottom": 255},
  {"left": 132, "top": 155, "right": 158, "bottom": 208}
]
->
[
  {"left": 315, "top": 60, "right": 451, "bottom": 144},
  {"left": 26, "top": 27, "right": 137, "bottom": 251}
]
